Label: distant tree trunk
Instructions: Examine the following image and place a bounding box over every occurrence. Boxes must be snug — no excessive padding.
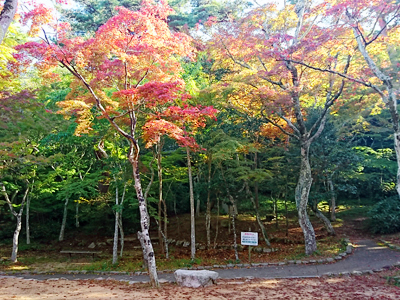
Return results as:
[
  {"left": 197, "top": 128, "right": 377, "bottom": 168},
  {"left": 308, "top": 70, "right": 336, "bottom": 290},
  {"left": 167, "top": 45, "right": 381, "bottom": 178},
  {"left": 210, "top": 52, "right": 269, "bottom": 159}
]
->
[
  {"left": 254, "top": 152, "right": 259, "bottom": 209},
  {"left": 195, "top": 175, "right": 201, "bottom": 217},
  {"left": 118, "top": 217, "right": 124, "bottom": 257},
  {"left": 26, "top": 195, "right": 31, "bottom": 245},
  {"left": 206, "top": 157, "right": 212, "bottom": 249},
  {"left": 328, "top": 175, "right": 336, "bottom": 221},
  {"left": 113, "top": 209, "right": 120, "bottom": 264},
  {"left": 59, "top": 197, "right": 69, "bottom": 242},
  {"left": 213, "top": 196, "right": 220, "bottom": 249},
  {"left": 1, "top": 184, "right": 29, "bottom": 263},
  {"left": 156, "top": 141, "right": 166, "bottom": 256},
  {"left": 75, "top": 201, "right": 80, "bottom": 228},
  {"left": 244, "top": 182, "right": 270, "bottom": 247},
  {"left": 228, "top": 194, "right": 239, "bottom": 261},
  {"left": 186, "top": 147, "right": 196, "bottom": 261},
  {"left": 310, "top": 201, "right": 335, "bottom": 236},
  {"left": 112, "top": 184, "right": 120, "bottom": 265}
]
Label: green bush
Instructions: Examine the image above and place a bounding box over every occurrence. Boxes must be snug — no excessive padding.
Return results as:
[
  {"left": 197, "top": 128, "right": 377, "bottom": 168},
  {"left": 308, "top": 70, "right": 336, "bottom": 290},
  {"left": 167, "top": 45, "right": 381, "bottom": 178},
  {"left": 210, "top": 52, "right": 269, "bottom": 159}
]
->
[{"left": 368, "top": 196, "right": 400, "bottom": 234}]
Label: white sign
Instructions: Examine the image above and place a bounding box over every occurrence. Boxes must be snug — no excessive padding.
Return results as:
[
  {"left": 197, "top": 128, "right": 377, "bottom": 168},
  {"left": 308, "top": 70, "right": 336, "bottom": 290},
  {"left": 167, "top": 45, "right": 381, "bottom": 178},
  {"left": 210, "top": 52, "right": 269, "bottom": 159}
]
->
[{"left": 241, "top": 232, "right": 258, "bottom": 246}]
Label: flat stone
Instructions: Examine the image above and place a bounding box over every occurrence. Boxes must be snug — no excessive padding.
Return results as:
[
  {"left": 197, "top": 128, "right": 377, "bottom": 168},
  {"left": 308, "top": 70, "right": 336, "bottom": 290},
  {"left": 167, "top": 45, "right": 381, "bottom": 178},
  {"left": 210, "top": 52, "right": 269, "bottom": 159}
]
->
[
  {"left": 174, "top": 269, "right": 219, "bottom": 288},
  {"left": 88, "top": 242, "right": 96, "bottom": 249},
  {"left": 326, "top": 258, "right": 334, "bottom": 263},
  {"left": 182, "top": 242, "right": 190, "bottom": 247},
  {"left": 334, "top": 256, "right": 342, "bottom": 260},
  {"left": 352, "top": 271, "right": 363, "bottom": 276},
  {"left": 159, "top": 279, "right": 169, "bottom": 283},
  {"left": 287, "top": 260, "right": 295, "bottom": 264},
  {"left": 296, "top": 260, "right": 302, "bottom": 264}
]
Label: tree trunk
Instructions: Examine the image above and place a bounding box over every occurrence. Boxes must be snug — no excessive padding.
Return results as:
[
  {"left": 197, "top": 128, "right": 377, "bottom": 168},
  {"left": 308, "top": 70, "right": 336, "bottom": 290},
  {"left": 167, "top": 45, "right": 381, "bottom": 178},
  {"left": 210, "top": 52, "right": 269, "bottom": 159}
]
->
[
  {"left": 295, "top": 142, "right": 317, "bottom": 255},
  {"left": 75, "top": 201, "right": 80, "bottom": 228},
  {"left": 311, "top": 204, "right": 335, "bottom": 236},
  {"left": 186, "top": 147, "right": 196, "bottom": 261},
  {"left": 328, "top": 175, "right": 336, "bottom": 222},
  {"left": 129, "top": 154, "right": 159, "bottom": 287},
  {"left": 26, "top": 195, "right": 30, "bottom": 245},
  {"left": 0, "top": 0, "right": 18, "bottom": 45},
  {"left": 156, "top": 142, "right": 165, "bottom": 256},
  {"left": 245, "top": 182, "right": 271, "bottom": 247},
  {"left": 1, "top": 184, "right": 29, "bottom": 263},
  {"left": 118, "top": 217, "right": 124, "bottom": 257},
  {"left": 112, "top": 210, "right": 119, "bottom": 264},
  {"left": 213, "top": 196, "right": 220, "bottom": 249},
  {"left": 228, "top": 195, "right": 239, "bottom": 261},
  {"left": 59, "top": 197, "right": 69, "bottom": 242},
  {"left": 11, "top": 214, "right": 23, "bottom": 263},
  {"left": 206, "top": 157, "right": 212, "bottom": 249},
  {"left": 112, "top": 185, "right": 120, "bottom": 265},
  {"left": 195, "top": 176, "right": 200, "bottom": 217}
]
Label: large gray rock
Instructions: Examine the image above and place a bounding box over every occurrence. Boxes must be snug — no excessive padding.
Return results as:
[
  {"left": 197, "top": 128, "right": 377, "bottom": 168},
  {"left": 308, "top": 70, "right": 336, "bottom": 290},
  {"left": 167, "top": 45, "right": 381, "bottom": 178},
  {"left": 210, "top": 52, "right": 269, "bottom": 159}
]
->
[{"left": 174, "top": 269, "right": 219, "bottom": 288}]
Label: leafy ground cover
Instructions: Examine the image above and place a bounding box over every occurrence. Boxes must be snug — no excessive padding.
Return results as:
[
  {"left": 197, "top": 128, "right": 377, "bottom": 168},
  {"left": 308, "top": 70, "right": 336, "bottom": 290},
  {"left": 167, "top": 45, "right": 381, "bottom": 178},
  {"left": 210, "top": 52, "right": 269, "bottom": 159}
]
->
[
  {"left": 0, "top": 205, "right": 370, "bottom": 273},
  {"left": 1, "top": 269, "right": 400, "bottom": 299}
]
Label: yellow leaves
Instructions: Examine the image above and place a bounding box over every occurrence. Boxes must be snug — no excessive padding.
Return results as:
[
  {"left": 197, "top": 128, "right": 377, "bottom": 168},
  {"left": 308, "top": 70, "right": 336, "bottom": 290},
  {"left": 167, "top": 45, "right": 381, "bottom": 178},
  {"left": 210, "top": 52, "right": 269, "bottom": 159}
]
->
[{"left": 57, "top": 100, "right": 94, "bottom": 136}]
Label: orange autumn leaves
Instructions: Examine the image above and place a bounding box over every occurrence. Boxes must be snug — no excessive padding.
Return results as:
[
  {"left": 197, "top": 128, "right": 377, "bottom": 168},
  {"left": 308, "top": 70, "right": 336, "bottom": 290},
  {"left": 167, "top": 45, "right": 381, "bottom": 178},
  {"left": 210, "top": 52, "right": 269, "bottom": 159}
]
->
[{"left": 15, "top": 0, "right": 217, "bottom": 148}]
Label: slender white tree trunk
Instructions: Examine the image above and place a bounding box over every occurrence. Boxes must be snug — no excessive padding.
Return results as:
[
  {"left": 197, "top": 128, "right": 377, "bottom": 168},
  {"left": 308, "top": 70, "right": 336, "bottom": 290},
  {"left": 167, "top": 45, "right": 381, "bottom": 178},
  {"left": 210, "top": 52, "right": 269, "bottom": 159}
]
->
[
  {"left": 26, "top": 195, "right": 30, "bottom": 245},
  {"left": 186, "top": 147, "right": 196, "bottom": 261},
  {"left": 1, "top": 184, "right": 29, "bottom": 263},
  {"left": 112, "top": 185, "right": 120, "bottom": 265},
  {"left": 59, "top": 197, "right": 69, "bottom": 242}
]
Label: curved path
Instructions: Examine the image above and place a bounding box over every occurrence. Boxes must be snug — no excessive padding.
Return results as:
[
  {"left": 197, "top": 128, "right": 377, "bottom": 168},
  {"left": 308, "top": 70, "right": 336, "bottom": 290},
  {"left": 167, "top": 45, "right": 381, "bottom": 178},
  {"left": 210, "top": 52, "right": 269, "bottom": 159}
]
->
[{"left": 3, "top": 239, "right": 400, "bottom": 283}]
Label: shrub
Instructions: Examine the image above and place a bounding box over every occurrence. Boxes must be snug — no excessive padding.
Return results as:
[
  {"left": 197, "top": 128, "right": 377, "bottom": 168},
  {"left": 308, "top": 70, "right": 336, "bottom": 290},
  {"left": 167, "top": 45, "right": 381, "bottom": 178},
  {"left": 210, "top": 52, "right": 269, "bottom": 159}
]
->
[{"left": 368, "top": 196, "right": 400, "bottom": 234}]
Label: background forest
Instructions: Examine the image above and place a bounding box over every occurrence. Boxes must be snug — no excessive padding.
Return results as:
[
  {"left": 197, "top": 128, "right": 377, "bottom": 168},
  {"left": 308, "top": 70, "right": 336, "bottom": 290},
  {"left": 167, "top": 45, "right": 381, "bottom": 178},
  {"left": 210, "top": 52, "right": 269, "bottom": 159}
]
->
[{"left": 1, "top": 0, "right": 400, "bottom": 287}]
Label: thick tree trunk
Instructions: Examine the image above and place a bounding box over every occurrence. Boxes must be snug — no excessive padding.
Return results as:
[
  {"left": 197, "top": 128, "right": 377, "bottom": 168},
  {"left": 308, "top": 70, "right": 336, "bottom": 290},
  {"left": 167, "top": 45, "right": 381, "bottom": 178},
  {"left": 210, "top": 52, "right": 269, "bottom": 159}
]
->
[
  {"left": 129, "top": 155, "right": 159, "bottom": 287},
  {"left": 0, "top": 0, "right": 18, "bottom": 45},
  {"left": 327, "top": 175, "right": 336, "bottom": 221},
  {"left": 186, "top": 147, "right": 196, "bottom": 261},
  {"left": 295, "top": 143, "right": 317, "bottom": 255},
  {"left": 26, "top": 195, "right": 30, "bottom": 245},
  {"left": 59, "top": 197, "right": 69, "bottom": 242}
]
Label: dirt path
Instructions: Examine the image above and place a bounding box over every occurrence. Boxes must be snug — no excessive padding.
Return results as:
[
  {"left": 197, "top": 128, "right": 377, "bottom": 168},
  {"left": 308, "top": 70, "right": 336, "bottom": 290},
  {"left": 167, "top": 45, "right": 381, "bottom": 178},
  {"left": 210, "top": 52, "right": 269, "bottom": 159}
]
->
[
  {"left": 1, "top": 273, "right": 400, "bottom": 300},
  {"left": 1, "top": 239, "right": 400, "bottom": 299}
]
